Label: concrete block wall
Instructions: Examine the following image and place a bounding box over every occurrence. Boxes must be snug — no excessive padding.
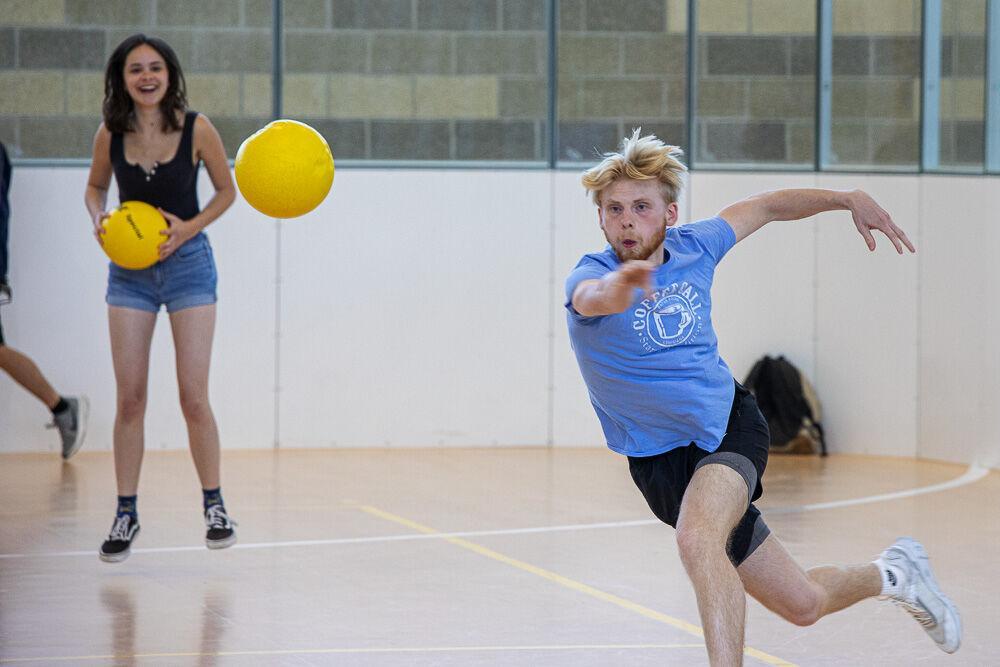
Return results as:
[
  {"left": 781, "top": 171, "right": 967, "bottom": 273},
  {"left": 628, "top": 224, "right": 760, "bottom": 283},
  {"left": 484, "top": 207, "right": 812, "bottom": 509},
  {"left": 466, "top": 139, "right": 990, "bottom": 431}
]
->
[
  {"left": 689, "top": 0, "right": 981, "bottom": 168},
  {"left": 555, "top": 0, "right": 688, "bottom": 160},
  {"left": 0, "top": 0, "right": 990, "bottom": 169},
  {"left": 694, "top": 0, "right": 957, "bottom": 168},
  {"left": 0, "top": 0, "right": 274, "bottom": 157}
]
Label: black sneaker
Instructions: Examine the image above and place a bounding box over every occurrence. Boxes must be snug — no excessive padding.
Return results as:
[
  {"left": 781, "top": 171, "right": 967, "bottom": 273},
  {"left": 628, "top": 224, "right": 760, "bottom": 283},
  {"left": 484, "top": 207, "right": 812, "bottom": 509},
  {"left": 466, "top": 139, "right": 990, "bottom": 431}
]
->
[
  {"left": 205, "top": 505, "right": 237, "bottom": 549},
  {"left": 99, "top": 514, "right": 140, "bottom": 563}
]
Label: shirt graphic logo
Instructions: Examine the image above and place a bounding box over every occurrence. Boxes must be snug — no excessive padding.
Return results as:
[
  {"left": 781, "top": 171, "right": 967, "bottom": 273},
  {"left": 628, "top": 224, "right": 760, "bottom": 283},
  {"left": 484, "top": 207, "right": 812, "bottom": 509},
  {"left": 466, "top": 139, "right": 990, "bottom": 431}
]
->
[{"left": 632, "top": 282, "right": 704, "bottom": 350}]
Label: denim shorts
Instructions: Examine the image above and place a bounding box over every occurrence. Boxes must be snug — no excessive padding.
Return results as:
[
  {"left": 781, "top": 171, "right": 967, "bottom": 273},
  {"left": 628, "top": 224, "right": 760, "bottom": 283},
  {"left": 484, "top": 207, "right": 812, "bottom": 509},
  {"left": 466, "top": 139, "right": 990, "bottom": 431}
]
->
[{"left": 106, "top": 232, "right": 217, "bottom": 313}]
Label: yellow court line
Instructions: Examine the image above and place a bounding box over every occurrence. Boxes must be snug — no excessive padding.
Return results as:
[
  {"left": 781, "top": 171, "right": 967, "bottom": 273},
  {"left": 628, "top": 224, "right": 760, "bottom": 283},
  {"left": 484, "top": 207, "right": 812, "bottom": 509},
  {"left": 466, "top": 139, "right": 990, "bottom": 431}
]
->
[
  {"left": 360, "top": 505, "right": 796, "bottom": 667},
  {"left": 0, "top": 644, "right": 706, "bottom": 664}
]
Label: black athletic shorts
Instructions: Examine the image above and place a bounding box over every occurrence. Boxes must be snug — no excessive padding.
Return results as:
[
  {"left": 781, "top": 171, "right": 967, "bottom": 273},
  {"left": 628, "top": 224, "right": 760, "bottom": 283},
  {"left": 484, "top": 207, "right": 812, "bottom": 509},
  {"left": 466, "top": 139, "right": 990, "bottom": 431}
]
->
[
  {"left": 0, "top": 308, "right": 5, "bottom": 346},
  {"left": 627, "top": 381, "right": 771, "bottom": 567}
]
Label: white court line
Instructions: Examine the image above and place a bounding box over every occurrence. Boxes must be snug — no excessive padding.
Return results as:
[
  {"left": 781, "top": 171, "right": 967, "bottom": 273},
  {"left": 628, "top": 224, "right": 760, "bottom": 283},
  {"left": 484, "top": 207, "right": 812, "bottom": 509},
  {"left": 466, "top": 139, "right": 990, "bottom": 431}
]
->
[
  {"left": 0, "top": 643, "right": 707, "bottom": 664},
  {"left": 0, "top": 465, "right": 989, "bottom": 560},
  {"left": 765, "top": 464, "right": 989, "bottom": 514},
  {"left": 0, "top": 520, "right": 661, "bottom": 560}
]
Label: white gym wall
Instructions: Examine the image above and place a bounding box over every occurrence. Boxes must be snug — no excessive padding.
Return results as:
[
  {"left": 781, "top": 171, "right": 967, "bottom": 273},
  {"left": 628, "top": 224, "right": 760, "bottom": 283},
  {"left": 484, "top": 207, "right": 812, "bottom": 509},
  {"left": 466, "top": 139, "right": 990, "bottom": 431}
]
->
[{"left": 2, "top": 167, "right": 996, "bottom": 469}]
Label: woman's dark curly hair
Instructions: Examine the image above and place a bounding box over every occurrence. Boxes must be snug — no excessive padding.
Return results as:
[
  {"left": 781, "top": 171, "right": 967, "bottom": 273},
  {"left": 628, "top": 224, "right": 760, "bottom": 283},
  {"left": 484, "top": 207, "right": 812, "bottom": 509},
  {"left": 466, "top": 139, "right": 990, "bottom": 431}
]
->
[{"left": 102, "top": 34, "right": 187, "bottom": 134}]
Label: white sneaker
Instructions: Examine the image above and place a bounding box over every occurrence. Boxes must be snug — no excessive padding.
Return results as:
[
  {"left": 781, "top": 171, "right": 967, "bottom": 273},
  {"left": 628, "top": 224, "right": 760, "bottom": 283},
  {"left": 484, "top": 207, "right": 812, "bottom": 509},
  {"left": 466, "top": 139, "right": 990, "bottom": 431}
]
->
[{"left": 880, "top": 537, "right": 961, "bottom": 653}]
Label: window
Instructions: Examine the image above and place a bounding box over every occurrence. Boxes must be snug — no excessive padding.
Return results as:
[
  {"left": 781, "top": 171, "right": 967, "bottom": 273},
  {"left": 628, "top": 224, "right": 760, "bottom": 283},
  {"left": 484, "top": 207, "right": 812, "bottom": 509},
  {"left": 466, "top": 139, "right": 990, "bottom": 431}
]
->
[
  {"left": 557, "top": 0, "right": 687, "bottom": 164},
  {"left": 695, "top": 0, "right": 815, "bottom": 167},
  {"left": 828, "top": 0, "right": 921, "bottom": 169},
  {"left": 283, "top": 0, "right": 548, "bottom": 163},
  {"left": 0, "top": 0, "right": 273, "bottom": 159}
]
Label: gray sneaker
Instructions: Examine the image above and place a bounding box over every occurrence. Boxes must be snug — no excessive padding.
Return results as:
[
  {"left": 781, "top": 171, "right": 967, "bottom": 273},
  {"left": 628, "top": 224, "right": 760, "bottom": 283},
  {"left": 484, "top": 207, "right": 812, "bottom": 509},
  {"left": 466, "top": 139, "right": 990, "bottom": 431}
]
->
[
  {"left": 881, "top": 537, "right": 962, "bottom": 654},
  {"left": 49, "top": 396, "right": 89, "bottom": 460}
]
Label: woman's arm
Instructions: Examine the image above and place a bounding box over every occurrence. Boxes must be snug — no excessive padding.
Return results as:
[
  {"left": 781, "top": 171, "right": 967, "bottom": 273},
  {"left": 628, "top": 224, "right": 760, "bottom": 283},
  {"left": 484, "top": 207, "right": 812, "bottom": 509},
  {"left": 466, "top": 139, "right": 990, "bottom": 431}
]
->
[{"left": 84, "top": 124, "right": 113, "bottom": 244}]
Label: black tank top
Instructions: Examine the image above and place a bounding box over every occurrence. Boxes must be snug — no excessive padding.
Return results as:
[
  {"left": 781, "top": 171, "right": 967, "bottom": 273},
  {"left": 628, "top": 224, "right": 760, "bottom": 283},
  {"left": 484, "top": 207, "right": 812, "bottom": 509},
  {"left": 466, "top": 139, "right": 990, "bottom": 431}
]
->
[{"left": 110, "top": 110, "right": 201, "bottom": 221}]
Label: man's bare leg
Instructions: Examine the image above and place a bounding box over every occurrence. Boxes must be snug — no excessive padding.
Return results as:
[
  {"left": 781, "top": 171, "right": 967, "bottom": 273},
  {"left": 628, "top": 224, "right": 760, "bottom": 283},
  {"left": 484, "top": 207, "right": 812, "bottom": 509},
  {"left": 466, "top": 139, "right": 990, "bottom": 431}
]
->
[
  {"left": 737, "top": 533, "right": 881, "bottom": 626},
  {"left": 675, "top": 463, "right": 751, "bottom": 666},
  {"left": 739, "top": 534, "right": 962, "bottom": 653}
]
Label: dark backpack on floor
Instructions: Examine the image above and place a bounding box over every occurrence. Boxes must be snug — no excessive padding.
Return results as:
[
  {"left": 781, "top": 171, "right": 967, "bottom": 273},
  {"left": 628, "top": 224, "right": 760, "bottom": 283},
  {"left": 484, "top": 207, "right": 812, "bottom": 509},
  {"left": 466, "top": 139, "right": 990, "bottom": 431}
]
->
[{"left": 743, "top": 355, "right": 826, "bottom": 456}]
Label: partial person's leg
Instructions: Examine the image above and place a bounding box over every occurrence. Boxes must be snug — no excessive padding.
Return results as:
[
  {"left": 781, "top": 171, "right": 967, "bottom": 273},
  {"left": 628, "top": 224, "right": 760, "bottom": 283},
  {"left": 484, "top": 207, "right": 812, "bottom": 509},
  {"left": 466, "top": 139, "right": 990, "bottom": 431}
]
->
[
  {"left": 0, "top": 343, "right": 60, "bottom": 407},
  {"left": 169, "top": 304, "right": 219, "bottom": 489},
  {"left": 737, "top": 533, "right": 880, "bottom": 626},
  {"left": 108, "top": 306, "right": 157, "bottom": 495},
  {"left": 675, "top": 463, "right": 751, "bottom": 666},
  {"left": 0, "top": 343, "right": 90, "bottom": 458}
]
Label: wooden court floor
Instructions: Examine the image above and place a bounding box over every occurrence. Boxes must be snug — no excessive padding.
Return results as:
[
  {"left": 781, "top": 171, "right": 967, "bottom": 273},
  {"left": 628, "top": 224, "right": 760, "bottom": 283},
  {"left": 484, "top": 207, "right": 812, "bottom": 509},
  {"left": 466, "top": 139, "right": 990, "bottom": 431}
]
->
[{"left": 1, "top": 448, "right": 997, "bottom": 666}]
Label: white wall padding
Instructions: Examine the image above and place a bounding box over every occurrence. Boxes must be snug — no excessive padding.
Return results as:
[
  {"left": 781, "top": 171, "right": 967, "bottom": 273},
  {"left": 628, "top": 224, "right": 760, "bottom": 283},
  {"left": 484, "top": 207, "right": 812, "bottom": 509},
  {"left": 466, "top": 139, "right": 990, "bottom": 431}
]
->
[{"left": 1, "top": 167, "right": 996, "bottom": 468}]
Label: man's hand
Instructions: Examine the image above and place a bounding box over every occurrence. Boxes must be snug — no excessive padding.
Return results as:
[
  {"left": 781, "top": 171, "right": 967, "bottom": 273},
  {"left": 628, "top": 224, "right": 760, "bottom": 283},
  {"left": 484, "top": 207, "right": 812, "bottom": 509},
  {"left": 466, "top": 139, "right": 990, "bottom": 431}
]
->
[
  {"left": 572, "top": 260, "right": 657, "bottom": 317},
  {"left": 847, "top": 190, "right": 915, "bottom": 254},
  {"left": 610, "top": 260, "right": 656, "bottom": 295}
]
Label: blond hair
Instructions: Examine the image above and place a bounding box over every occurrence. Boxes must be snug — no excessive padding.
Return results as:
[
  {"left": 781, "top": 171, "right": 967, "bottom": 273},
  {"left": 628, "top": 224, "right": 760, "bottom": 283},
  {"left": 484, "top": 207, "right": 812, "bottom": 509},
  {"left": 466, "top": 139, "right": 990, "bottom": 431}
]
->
[{"left": 581, "top": 129, "right": 687, "bottom": 206}]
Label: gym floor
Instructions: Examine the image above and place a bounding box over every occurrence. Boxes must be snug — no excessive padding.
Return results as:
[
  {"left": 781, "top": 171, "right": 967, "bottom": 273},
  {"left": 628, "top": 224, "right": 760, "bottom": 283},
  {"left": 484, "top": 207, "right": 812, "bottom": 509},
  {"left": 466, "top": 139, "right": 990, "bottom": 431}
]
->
[{"left": 1, "top": 449, "right": 996, "bottom": 665}]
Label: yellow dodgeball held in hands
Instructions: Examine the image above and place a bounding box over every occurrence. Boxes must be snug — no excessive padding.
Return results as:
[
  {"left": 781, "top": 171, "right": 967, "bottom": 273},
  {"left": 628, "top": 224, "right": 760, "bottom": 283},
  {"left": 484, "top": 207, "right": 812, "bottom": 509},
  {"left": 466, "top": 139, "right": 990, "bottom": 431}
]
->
[
  {"left": 101, "top": 200, "right": 168, "bottom": 270},
  {"left": 234, "top": 120, "right": 335, "bottom": 219}
]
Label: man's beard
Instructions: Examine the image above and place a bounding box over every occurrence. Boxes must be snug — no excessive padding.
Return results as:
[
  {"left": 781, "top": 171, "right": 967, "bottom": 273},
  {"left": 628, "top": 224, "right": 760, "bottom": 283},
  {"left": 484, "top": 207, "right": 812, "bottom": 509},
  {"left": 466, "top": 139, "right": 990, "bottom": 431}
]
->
[{"left": 606, "top": 226, "right": 666, "bottom": 262}]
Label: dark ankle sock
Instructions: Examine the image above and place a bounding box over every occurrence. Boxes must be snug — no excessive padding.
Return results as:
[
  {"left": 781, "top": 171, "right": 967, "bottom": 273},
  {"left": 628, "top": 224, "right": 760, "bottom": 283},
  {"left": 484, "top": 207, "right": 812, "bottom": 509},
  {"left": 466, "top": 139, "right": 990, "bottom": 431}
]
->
[
  {"left": 52, "top": 397, "right": 69, "bottom": 415},
  {"left": 202, "top": 487, "right": 224, "bottom": 511},
  {"left": 116, "top": 495, "right": 137, "bottom": 518}
]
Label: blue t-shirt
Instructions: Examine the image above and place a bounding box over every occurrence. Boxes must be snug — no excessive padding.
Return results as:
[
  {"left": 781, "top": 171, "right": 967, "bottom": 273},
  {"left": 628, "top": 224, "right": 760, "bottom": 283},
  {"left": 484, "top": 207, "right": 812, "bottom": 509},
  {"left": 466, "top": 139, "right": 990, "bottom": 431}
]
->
[{"left": 565, "top": 216, "right": 737, "bottom": 457}]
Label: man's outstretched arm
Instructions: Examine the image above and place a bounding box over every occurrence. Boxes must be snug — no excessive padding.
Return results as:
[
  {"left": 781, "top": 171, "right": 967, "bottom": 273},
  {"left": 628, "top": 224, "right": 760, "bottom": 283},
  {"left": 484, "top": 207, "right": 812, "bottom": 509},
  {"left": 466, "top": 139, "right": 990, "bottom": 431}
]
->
[
  {"left": 719, "top": 188, "right": 916, "bottom": 254},
  {"left": 571, "top": 260, "right": 655, "bottom": 317}
]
